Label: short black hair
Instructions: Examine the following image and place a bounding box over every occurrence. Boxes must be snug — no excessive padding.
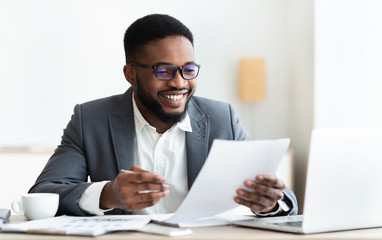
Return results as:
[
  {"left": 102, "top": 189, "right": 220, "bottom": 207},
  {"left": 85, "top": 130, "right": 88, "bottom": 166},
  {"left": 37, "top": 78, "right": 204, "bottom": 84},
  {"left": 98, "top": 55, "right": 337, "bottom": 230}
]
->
[{"left": 123, "top": 14, "right": 194, "bottom": 63}]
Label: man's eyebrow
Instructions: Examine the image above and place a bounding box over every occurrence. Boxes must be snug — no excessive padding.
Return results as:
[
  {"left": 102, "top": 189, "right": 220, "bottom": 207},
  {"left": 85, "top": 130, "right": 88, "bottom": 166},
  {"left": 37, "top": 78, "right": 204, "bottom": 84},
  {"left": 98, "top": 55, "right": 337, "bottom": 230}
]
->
[
  {"left": 153, "top": 61, "right": 196, "bottom": 66},
  {"left": 154, "top": 62, "right": 172, "bottom": 66}
]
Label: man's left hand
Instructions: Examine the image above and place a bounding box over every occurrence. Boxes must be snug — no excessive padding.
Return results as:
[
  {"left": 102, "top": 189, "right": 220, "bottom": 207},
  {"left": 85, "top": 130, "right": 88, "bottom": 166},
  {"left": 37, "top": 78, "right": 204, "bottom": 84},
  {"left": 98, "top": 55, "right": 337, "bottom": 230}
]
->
[{"left": 234, "top": 174, "right": 285, "bottom": 214}]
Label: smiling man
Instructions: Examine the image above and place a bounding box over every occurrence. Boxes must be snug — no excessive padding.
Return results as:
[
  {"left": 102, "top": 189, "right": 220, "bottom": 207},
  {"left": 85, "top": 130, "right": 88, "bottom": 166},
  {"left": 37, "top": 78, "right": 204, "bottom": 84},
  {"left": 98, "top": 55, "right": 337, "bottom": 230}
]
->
[
  {"left": 125, "top": 35, "right": 197, "bottom": 132},
  {"left": 29, "top": 14, "right": 298, "bottom": 217}
]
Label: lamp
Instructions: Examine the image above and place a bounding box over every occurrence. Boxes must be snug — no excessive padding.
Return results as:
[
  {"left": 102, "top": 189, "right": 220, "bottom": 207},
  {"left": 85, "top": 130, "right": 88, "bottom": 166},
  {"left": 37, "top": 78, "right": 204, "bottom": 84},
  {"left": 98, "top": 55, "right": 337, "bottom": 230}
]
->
[{"left": 239, "top": 58, "right": 265, "bottom": 102}]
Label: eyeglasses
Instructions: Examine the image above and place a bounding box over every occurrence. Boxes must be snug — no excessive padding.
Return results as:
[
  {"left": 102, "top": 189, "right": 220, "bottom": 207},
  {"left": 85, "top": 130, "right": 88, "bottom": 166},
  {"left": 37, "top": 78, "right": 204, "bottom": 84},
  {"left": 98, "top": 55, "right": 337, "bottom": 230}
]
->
[{"left": 128, "top": 62, "right": 200, "bottom": 81}]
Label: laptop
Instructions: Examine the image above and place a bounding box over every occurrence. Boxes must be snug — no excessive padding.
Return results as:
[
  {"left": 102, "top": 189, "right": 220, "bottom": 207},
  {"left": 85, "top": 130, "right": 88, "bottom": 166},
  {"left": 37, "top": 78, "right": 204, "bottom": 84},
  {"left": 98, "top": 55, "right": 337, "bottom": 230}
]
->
[{"left": 233, "top": 129, "right": 382, "bottom": 234}]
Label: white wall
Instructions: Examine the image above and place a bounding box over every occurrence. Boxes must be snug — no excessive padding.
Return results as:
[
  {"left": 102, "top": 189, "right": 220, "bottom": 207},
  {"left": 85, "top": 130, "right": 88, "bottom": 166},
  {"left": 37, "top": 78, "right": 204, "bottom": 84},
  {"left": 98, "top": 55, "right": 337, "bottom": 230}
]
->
[
  {"left": 315, "top": 0, "right": 382, "bottom": 129},
  {"left": 233, "top": 0, "right": 314, "bottom": 212},
  {"left": 285, "top": 0, "right": 314, "bottom": 212},
  {"left": 0, "top": 0, "right": 313, "bottom": 145},
  {"left": 0, "top": 152, "right": 51, "bottom": 211}
]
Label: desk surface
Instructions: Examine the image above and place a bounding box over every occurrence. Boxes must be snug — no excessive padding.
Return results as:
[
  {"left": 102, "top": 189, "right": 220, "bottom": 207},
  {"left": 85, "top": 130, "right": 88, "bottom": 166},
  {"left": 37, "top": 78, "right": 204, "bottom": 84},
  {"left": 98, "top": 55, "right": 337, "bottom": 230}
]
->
[{"left": 1, "top": 215, "right": 382, "bottom": 240}]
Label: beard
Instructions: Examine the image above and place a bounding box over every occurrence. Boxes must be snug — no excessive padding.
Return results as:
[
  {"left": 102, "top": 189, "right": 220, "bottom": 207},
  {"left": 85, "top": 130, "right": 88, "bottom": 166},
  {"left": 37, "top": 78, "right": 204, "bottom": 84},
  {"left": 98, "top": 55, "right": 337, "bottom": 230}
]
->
[{"left": 135, "top": 75, "right": 193, "bottom": 126}]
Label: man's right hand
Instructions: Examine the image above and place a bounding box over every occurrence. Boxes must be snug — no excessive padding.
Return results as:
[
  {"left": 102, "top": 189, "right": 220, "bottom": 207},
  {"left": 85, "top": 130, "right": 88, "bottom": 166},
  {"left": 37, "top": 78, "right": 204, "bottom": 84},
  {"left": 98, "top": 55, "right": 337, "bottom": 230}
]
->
[{"left": 100, "top": 166, "right": 170, "bottom": 211}]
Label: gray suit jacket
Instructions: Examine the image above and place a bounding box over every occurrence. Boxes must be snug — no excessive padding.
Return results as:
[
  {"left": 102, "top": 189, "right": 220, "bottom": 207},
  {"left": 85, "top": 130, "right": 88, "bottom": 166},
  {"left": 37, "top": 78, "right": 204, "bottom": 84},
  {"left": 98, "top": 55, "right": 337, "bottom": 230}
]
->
[{"left": 29, "top": 87, "right": 297, "bottom": 216}]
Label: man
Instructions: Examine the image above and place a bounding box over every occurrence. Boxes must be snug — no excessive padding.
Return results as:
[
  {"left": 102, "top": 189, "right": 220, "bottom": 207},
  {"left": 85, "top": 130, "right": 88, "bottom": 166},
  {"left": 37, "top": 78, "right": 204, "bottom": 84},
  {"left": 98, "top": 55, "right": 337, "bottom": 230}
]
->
[{"left": 29, "top": 14, "right": 297, "bottom": 217}]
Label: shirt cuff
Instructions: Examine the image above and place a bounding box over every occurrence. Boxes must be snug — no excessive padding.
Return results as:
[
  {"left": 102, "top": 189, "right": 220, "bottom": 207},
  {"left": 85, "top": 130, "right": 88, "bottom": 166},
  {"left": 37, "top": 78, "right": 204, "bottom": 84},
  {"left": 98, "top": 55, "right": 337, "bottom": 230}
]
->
[
  {"left": 78, "top": 181, "right": 113, "bottom": 215},
  {"left": 255, "top": 195, "right": 291, "bottom": 217}
]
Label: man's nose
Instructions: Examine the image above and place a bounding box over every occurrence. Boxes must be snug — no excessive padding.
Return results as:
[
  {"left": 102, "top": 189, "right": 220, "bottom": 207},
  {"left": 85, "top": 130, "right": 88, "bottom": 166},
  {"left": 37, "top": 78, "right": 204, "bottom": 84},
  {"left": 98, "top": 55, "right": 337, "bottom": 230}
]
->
[{"left": 167, "top": 69, "right": 187, "bottom": 88}]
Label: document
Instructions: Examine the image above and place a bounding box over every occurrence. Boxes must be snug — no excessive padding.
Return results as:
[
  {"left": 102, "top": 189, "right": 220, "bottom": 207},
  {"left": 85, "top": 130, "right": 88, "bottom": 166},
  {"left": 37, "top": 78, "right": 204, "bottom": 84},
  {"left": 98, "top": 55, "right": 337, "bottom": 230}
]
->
[
  {"left": 159, "top": 138, "right": 290, "bottom": 226},
  {"left": 0, "top": 215, "right": 151, "bottom": 236}
]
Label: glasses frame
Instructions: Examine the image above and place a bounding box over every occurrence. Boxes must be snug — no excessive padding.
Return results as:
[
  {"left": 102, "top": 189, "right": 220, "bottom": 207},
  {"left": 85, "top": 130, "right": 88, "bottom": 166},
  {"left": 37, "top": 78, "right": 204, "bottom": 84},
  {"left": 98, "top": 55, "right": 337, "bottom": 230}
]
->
[{"left": 128, "top": 62, "right": 201, "bottom": 81}]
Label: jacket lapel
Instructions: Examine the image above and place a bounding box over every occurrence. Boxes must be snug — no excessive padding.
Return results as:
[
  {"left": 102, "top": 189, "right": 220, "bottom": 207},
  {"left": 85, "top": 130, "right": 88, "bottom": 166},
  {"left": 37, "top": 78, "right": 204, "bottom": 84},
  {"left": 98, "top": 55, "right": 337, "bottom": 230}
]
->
[
  {"left": 107, "top": 90, "right": 209, "bottom": 188},
  {"left": 108, "top": 88, "right": 136, "bottom": 172},
  {"left": 186, "top": 98, "right": 209, "bottom": 189}
]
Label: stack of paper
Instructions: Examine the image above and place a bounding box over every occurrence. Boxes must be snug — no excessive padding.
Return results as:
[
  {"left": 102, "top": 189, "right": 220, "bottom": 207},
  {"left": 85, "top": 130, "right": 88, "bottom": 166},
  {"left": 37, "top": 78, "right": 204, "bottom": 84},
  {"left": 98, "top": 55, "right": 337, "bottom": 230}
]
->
[{"left": 1, "top": 215, "right": 151, "bottom": 236}]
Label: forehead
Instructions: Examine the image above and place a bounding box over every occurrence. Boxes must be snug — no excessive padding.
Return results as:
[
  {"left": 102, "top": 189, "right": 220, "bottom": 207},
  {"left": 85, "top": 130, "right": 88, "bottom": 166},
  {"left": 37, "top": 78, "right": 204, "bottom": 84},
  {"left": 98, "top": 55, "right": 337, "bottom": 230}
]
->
[{"left": 138, "top": 36, "right": 195, "bottom": 65}]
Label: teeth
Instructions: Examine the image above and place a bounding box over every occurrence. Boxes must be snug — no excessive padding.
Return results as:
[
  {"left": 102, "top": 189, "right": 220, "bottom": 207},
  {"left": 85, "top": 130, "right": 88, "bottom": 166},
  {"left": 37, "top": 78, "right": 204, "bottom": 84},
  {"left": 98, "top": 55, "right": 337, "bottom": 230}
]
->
[{"left": 164, "top": 94, "right": 183, "bottom": 101}]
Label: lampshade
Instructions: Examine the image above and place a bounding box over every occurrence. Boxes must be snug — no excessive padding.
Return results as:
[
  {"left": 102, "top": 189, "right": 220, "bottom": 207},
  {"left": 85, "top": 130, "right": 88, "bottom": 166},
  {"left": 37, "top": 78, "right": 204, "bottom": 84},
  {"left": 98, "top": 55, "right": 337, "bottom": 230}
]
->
[{"left": 239, "top": 58, "right": 265, "bottom": 102}]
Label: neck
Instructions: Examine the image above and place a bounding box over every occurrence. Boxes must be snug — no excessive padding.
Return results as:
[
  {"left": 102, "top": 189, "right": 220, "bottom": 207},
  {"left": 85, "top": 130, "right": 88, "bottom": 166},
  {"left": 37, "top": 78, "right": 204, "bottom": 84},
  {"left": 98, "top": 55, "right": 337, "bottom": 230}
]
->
[{"left": 135, "top": 99, "right": 172, "bottom": 134}]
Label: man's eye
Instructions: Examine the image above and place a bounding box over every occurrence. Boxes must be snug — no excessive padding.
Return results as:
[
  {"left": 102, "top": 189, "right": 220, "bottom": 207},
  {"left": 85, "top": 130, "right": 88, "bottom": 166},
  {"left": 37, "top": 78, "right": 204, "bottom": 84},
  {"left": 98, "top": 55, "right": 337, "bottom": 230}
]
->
[
  {"left": 157, "top": 70, "right": 170, "bottom": 74},
  {"left": 184, "top": 68, "right": 195, "bottom": 73},
  {"left": 183, "top": 66, "right": 198, "bottom": 75},
  {"left": 156, "top": 67, "right": 172, "bottom": 75}
]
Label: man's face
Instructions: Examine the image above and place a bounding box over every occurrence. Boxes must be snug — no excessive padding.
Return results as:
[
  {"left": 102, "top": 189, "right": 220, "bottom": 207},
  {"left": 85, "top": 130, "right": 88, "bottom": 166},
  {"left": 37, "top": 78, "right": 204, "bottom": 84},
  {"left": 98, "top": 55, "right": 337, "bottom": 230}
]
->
[{"left": 130, "top": 36, "right": 197, "bottom": 127}]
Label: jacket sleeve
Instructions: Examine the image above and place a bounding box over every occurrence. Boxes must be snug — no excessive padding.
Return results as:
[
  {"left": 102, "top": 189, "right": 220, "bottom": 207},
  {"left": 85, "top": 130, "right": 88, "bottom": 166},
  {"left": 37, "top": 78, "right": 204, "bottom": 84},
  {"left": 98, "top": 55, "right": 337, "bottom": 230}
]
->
[
  {"left": 29, "top": 104, "right": 92, "bottom": 216},
  {"left": 229, "top": 104, "right": 251, "bottom": 141},
  {"left": 280, "top": 187, "right": 299, "bottom": 216}
]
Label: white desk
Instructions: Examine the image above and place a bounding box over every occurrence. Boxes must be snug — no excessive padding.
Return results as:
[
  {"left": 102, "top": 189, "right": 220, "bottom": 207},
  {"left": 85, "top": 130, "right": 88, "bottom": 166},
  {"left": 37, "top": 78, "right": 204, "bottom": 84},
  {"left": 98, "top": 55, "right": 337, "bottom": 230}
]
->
[{"left": 1, "top": 215, "right": 382, "bottom": 240}]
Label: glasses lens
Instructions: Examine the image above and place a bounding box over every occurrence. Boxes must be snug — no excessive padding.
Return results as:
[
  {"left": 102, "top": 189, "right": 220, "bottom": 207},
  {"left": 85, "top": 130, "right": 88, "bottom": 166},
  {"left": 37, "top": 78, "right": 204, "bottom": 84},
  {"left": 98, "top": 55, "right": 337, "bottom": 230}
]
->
[
  {"left": 182, "top": 65, "right": 199, "bottom": 79},
  {"left": 155, "top": 65, "right": 176, "bottom": 80}
]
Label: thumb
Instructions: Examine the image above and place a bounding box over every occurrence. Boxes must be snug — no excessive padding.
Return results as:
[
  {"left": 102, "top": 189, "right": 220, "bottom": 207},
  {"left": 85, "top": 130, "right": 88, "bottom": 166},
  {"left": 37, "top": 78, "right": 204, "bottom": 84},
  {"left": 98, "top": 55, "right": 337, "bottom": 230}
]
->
[{"left": 129, "top": 165, "right": 149, "bottom": 173}]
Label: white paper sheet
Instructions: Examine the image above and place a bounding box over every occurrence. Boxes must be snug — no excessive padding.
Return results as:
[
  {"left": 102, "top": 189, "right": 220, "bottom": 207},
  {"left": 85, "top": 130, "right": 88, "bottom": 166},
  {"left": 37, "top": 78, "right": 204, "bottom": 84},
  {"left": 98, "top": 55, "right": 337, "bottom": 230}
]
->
[
  {"left": 0, "top": 215, "right": 151, "bottom": 236},
  {"left": 163, "top": 138, "right": 290, "bottom": 224}
]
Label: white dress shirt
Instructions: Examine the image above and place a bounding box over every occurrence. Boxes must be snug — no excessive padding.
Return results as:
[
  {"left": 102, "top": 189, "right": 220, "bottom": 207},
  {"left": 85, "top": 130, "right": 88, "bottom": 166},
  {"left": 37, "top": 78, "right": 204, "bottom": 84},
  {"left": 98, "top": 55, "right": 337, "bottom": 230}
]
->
[
  {"left": 79, "top": 95, "right": 191, "bottom": 215},
  {"left": 132, "top": 96, "right": 191, "bottom": 214}
]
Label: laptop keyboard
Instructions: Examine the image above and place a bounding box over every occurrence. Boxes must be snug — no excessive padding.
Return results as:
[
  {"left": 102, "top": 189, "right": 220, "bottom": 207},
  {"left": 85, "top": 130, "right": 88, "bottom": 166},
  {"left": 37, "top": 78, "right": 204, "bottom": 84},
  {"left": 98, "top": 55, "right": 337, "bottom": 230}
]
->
[{"left": 271, "top": 221, "right": 303, "bottom": 228}]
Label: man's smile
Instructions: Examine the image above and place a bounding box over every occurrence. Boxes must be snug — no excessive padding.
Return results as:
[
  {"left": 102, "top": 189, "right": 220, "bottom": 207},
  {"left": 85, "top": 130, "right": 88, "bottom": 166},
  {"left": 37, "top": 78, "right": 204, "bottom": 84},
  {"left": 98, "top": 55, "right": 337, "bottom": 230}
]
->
[
  {"left": 163, "top": 94, "right": 184, "bottom": 101},
  {"left": 159, "top": 89, "right": 190, "bottom": 108}
]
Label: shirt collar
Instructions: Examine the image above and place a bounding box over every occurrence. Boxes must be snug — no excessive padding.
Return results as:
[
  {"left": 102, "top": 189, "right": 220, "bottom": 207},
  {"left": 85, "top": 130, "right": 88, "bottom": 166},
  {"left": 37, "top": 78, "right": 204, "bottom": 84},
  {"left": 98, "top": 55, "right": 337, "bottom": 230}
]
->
[{"left": 132, "top": 93, "right": 192, "bottom": 133}]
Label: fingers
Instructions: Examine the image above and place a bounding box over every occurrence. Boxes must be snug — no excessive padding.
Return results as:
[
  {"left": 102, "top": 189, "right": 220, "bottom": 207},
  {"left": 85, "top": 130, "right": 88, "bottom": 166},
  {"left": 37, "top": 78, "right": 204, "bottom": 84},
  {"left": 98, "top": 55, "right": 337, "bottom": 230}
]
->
[
  {"left": 243, "top": 178, "right": 284, "bottom": 200},
  {"left": 137, "top": 190, "right": 170, "bottom": 202},
  {"left": 121, "top": 167, "right": 165, "bottom": 184},
  {"left": 123, "top": 189, "right": 170, "bottom": 211},
  {"left": 116, "top": 166, "right": 169, "bottom": 211},
  {"left": 255, "top": 175, "right": 286, "bottom": 189},
  {"left": 234, "top": 196, "right": 272, "bottom": 213},
  {"left": 234, "top": 188, "right": 278, "bottom": 211},
  {"left": 235, "top": 175, "right": 286, "bottom": 213},
  {"left": 134, "top": 182, "right": 170, "bottom": 193},
  {"left": 129, "top": 165, "right": 149, "bottom": 173}
]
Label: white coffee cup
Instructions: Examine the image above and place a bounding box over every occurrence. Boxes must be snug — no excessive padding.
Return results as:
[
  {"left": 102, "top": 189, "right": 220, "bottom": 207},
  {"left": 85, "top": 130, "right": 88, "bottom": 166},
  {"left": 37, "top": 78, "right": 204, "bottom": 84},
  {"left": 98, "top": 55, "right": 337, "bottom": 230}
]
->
[{"left": 12, "top": 193, "right": 59, "bottom": 220}]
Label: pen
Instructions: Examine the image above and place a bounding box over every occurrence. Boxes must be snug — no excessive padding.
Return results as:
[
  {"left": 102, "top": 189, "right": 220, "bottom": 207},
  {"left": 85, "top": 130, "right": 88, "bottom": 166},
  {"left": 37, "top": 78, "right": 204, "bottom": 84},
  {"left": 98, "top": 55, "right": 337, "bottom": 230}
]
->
[{"left": 120, "top": 169, "right": 174, "bottom": 188}]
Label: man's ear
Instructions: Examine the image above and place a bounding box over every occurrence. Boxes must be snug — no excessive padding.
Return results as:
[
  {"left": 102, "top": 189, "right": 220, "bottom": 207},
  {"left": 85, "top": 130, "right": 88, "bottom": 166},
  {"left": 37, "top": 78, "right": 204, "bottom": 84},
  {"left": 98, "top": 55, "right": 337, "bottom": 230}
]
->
[{"left": 123, "top": 64, "right": 136, "bottom": 87}]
